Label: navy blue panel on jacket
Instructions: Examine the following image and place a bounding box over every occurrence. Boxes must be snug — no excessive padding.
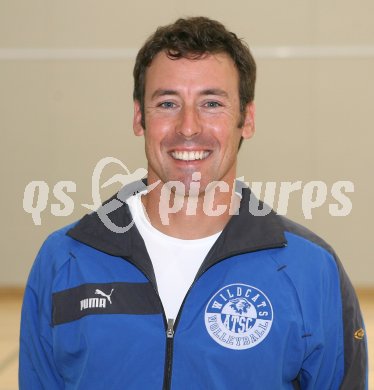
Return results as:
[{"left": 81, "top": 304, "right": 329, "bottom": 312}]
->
[{"left": 19, "top": 183, "right": 367, "bottom": 389}]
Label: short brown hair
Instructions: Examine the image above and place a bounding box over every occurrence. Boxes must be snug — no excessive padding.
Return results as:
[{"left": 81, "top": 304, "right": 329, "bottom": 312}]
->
[{"left": 133, "top": 16, "right": 256, "bottom": 130}]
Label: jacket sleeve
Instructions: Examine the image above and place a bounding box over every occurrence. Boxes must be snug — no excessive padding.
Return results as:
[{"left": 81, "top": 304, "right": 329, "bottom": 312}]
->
[
  {"left": 335, "top": 256, "right": 368, "bottom": 390},
  {"left": 298, "top": 252, "right": 368, "bottom": 390},
  {"left": 19, "top": 239, "right": 64, "bottom": 389}
]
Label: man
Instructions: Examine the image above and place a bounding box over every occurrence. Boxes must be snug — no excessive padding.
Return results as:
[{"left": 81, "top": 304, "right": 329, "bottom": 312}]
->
[{"left": 19, "top": 17, "right": 367, "bottom": 389}]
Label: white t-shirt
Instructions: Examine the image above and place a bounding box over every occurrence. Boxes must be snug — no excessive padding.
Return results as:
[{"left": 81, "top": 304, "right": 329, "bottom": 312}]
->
[{"left": 126, "top": 192, "right": 221, "bottom": 320}]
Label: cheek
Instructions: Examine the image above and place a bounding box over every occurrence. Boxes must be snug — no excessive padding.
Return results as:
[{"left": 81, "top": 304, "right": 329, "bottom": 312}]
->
[
  {"left": 210, "top": 122, "right": 241, "bottom": 150},
  {"left": 146, "top": 109, "right": 178, "bottom": 127},
  {"left": 145, "top": 116, "right": 174, "bottom": 144},
  {"left": 144, "top": 135, "right": 161, "bottom": 159},
  {"left": 143, "top": 127, "right": 170, "bottom": 166}
]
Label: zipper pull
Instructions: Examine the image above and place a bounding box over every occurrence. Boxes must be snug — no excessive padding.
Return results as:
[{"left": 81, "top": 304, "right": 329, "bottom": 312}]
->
[{"left": 166, "top": 318, "right": 174, "bottom": 339}]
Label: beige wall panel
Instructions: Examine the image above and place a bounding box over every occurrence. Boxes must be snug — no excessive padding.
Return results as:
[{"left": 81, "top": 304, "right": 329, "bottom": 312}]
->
[
  {"left": 0, "top": 1, "right": 318, "bottom": 47},
  {"left": 237, "top": 57, "right": 373, "bottom": 285},
  {"left": 311, "top": 58, "right": 373, "bottom": 285},
  {"left": 1, "top": 1, "right": 374, "bottom": 47},
  {"left": 1, "top": 1, "right": 373, "bottom": 286},
  {"left": 315, "top": 0, "right": 374, "bottom": 44},
  {"left": 0, "top": 59, "right": 145, "bottom": 285}
]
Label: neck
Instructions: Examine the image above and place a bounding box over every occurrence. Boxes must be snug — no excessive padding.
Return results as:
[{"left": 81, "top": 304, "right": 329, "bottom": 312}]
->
[{"left": 142, "top": 179, "right": 240, "bottom": 239}]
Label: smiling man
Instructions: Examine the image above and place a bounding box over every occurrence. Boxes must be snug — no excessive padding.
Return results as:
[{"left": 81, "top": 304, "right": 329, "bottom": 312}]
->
[
  {"left": 19, "top": 17, "right": 367, "bottom": 389},
  {"left": 133, "top": 50, "right": 254, "bottom": 238}
]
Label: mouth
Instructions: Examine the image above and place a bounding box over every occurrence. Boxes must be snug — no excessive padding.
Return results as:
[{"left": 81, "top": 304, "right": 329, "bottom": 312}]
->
[{"left": 170, "top": 150, "right": 211, "bottom": 162}]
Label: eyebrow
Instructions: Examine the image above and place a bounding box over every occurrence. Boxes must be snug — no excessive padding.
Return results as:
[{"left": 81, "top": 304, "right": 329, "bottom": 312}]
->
[
  {"left": 150, "top": 88, "right": 229, "bottom": 100},
  {"left": 151, "top": 89, "right": 178, "bottom": 99},
  {"left": 200, "top": 89, "right": 229, "bottom": 98}
]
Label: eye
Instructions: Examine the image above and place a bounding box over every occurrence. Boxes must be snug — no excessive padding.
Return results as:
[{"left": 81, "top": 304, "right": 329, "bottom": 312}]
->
[
  {"left": 204, "top": 101, "right": 222, "bottom": 108},
  {"left": 158, "top": 101, "right": 177, "bottom": 109}
]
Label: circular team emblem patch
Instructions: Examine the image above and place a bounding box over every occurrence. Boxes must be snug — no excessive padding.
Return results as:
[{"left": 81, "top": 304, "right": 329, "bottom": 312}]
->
[{"left": 205, "top": 283, "right": 273, "bottom": 350}]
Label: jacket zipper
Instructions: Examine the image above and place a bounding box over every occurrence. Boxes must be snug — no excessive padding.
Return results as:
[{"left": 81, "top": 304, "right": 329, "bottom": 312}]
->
[
  {"left": 162, "top": 262, "right": 223, "bottom": 389},
  {"left": 119, "top": 257, "right": 172, "bottom": 389},
  {"left": 163, "top": 319, "right": 174, "bottom": 390},
  {"left": 173, "top": 243, "right": 286, "bottom": 332},
  {"left": 127, "top": 242, "right": 286, "bottom": 390},
  {"left": 161, "top": 242, "right": 286, "bottom": 389}
]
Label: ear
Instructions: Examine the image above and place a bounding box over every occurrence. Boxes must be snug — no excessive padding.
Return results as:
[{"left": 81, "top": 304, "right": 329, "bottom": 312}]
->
[
  {"left": 133, "top": 100, "right": 145, "bottom": 136},
  {"left": 241, "top": 102, "right": 255, "bottom": 140}
]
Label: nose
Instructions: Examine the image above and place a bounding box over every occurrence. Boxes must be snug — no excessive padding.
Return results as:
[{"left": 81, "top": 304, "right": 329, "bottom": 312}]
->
[{"left": 176, "top": 105, "right": 202, "bottom": 138}]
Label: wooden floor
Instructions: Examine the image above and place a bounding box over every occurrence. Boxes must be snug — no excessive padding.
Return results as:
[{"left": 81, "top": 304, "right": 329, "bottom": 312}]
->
[{"left": 0, "top": 290, "right": 372, "bottom": 389}]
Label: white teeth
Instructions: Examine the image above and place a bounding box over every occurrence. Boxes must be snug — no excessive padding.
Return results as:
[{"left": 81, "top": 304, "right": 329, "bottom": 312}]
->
[{"left": 171, "top": 151, "right": 210, "bottom": 161}]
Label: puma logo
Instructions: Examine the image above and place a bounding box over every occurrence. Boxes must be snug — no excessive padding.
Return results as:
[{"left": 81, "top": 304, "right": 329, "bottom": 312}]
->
[
  {"left": 80, "top": 288, "right": 115, "bottom": 311},
  {"left": 95, "top": 288, "right": 114, "bottom": 304}
]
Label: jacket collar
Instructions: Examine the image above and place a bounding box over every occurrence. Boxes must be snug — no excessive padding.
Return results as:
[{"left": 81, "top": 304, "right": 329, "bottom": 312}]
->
[{"left": 67, "top": 180, "right": 287, "bottom": 284}]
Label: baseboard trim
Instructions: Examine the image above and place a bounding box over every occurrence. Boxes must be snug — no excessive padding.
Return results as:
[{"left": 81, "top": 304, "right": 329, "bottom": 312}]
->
[
  {"left": 0, "top": 286, "right": 25, "bottom": 299},
  {"left": 356, "top": 287, "right": 374, "bottom": 300}
]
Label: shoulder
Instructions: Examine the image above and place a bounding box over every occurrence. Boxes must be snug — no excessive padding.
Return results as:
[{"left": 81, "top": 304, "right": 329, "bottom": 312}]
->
[
  {"left": 279, "top": 215, "right": 336, "bottom": 257},
  {"left": 39, "top": 220, "right": 81, "bottom": 256},
  {"left": 273, "top": 215, "right": 347, "bottom": 287},
  {"left": 27, "top": 220, "right": 82, "bottom": 287},
  {"left": 276, "top": 215, "right": 357, "bottom": 301}
]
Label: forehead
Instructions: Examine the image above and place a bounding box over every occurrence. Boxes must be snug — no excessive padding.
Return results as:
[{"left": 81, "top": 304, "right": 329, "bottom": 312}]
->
[{"left": 144, "top": 51, "right": 239, "bottom": 97}]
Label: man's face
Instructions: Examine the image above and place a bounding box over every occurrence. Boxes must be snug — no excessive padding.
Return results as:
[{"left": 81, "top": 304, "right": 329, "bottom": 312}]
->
[{"left": 133, "top": 51, "right": 255, "bottom": 194}]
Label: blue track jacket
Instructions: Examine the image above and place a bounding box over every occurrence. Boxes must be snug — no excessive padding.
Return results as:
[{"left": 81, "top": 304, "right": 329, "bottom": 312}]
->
[{"left": 19, "top": 184, "right": 367, "bottom": 389}]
